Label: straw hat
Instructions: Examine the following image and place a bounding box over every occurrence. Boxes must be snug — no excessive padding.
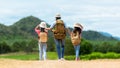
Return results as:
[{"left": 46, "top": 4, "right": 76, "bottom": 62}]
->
[
  {"left": 40, "top": 22, "right": 47, "bottom": 28},
  {"left": 74, "top": 23, "right": 83, "bottom": 30},
  {"left": 55, "top": 13, "right": 61, "bottom": 17}
]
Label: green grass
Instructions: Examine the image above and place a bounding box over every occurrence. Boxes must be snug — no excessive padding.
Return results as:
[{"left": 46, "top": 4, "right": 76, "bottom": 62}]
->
[
  {"left": 80, "top": 52, "right": 120, "bottom": 60},
  {"left": 0, "top": 52, "right": 57, "bottom": 60},
  {"left": 1, "top": 52, "right": 120, "bottom": 60},
  {"left": 47, "top": 52, "right": 57, "bottom": 60},
  {"left": 0, "top": 52, "right": 38, "bottom": 60}
]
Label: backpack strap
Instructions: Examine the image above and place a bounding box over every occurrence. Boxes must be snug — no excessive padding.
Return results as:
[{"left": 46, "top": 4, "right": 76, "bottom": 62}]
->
[{"left": 71, "top": 31, "right": 80, "bottom": 37}]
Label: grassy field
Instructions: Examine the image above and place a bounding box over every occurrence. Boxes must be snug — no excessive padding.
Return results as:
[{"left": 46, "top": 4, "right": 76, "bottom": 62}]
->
[
  {"left": 1, "top": 52, "right": 120, "bottom": 60},
  {"left": 80, "top": 52, "right": 120, "bottom": 60},
  {"left": 0, "top": 52, "right": 58, "bottom": 60}
]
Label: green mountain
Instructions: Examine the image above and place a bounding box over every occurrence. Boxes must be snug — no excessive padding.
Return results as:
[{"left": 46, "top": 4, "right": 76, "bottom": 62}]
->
[
  {"left": 0, "top": 24, "right": 12, "bottom": 38},
  {"left": 11, "top": 16, "right": 42, "bottom": 36},
  {"left": 0, "top": 16, "right": 117, "bottom": 42},
  {"left": 0, "top": 16, "right": 43, "bottom": 41},
  {"left": 82, "top": 30, "right": 117, "bottom": 41}
]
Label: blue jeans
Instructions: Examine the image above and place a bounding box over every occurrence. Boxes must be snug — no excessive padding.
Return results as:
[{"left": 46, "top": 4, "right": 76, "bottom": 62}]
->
[
  {"left": 54, "top": 39, "right": 65, "bottom": 59},
  {"left": 38, "top": 42, "right": 47, "bottom": 60},
  {"left": 74, "top": 45, "right": 80, "bottom": 58}
]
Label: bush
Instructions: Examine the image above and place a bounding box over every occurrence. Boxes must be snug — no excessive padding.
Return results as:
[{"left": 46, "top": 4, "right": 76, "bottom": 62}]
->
[
  {"left": 0, "top": 41, "right": 11, "bottom": 54},
  {"left": 47, "top": 37, "right": 55, "bottom": 52},
  {"left": 25, "top": 39, "right": 38, "bottom": 53},
  {"left": 113, "top": 42, "right": 120, "bottom": 53},
  {"left": 65, "top": 38, "right": 93, "bottom": 55},
  {"left": 11, "top": 41, "right": 27, "bottom": 52},
  {"left": 80, "top": 39, "right": 93, "bottom": 55},
  {"left": 94, "top": 42, "right": 112, "bottom": 53},
  {"left": 65, "top": 38, "right": 74, "bottom": 55},
  {"left": 80, "top": 52, "right": 120, "bottom": 60}
]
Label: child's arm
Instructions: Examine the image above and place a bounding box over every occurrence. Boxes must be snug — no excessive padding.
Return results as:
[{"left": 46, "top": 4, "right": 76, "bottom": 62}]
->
[
  {"left": 35, "top": 25, "right": 40, "bottom": 30},
  {"left": 66, "top": 28, "right": 71, "bottom": 35},
  {"left": 46, "top": 28, "right": 51, "bottom": 30},
  {"left": 35, "top": 25, "right": 41, "bottom": 35}
]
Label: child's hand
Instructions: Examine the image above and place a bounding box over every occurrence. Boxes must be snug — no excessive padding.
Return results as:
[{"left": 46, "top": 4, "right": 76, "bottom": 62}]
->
[{"left": 46, "top": 28, "right": 51, "bottom": 30}]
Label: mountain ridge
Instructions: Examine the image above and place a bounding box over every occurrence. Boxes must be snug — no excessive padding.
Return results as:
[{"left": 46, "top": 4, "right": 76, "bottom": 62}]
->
[{"left": 0, "top": 16, "right": 118, "bottom": 41}]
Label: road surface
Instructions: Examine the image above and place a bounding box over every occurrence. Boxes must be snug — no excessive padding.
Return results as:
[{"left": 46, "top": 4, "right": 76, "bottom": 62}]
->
[{"left": 0, "top": 59, "right": 120, "bottom": 68}]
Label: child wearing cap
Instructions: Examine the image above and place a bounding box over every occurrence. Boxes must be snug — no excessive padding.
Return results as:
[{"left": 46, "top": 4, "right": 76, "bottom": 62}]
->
[
  {"left": 71, "top": 23, "right": 83, "bottom": 61},
  {"left": 35, "top": 22, "right": 48, "bottom": 60}
]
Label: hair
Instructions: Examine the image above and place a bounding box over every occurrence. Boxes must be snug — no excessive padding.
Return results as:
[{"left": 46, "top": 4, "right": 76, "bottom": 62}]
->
[
  {"left": 73, "top": 27, "right": 82, "bottom": 34},
  {"left": 40, "top": 27, "right": 45, "bottom": 32},
  {"left": 56, "top": 17, "right": 61, "bottom": 20}
]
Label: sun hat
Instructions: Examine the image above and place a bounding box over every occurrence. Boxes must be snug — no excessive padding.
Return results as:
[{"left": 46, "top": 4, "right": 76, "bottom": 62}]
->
[
  {"left": 74, "top": 23, "right": 83, "bottom": 30},
  {"left": 55, "top": 13, "right": 61, "bottom": 17},
  {"left": 40, "top": 22, "right": 47, "bottom": 28}
]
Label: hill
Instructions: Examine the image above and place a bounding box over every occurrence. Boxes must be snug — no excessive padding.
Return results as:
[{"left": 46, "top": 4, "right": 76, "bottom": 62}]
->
[
  {"left": 0, "top": 16, "right": 117, "bottom": 42},
  {"left": 10, "top": 16, "right": 42, "bottom": 36},
  {"left": 82, "top": 30, "right": 117, "bottom": 41},
  {"left": 0, "top": 16, "right": 43, "bottom": 42}
]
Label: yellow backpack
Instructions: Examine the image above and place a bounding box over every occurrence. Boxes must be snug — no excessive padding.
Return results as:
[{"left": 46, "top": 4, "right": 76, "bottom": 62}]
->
[
  {"left": 38, "top": 32, "right": 47, "bottom": 42},
  {"left": 52, "top": 20, "right": 66, "bottom": 39},
  {"left": 71, "top": 31, "right": 80, "bottom": 46}
]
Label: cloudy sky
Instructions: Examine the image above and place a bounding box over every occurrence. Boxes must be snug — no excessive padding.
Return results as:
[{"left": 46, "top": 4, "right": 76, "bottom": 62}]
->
[{"left": 0, "top": 0, "right": 120, "bottom": 37}]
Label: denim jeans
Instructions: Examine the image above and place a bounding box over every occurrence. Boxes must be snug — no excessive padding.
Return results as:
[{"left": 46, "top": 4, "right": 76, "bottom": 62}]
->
[
  {"left": 74, "top": 45, "right": 80, "bottom": 58},
  {"left": 54, "top": 39, "right": 65, "bottom": 59},
  {"left": 38, "top": 42, "right": 47, "bottom": 60}
]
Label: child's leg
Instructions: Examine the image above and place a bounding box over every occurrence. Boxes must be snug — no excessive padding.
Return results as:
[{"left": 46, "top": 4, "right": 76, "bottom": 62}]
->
[
  {"left": 76, "top": 45, "right": 80, "bottom": 59},
  {"left": 74, "top": 45, "right": 80, "bottom": 60},
  {"left": 39, "top": 42, "right": 43, "bottom": 60},
  {"left": 43, "top": 43, "right": 47, "bottom": 60}
]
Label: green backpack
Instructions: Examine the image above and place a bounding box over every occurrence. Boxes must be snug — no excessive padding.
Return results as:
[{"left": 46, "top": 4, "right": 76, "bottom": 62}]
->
[{"left": 52, "top": 19, "right": 66, "bottom": 39}]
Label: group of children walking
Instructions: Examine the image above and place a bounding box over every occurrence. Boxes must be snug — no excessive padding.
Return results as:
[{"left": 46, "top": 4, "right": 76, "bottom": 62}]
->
[{"left": 35, "top": 14, "right": 83, "bottom": 61}]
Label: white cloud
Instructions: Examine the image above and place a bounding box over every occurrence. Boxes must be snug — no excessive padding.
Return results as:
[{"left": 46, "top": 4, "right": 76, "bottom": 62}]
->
[{"left": 0, "top": 0, "right": 120, "bottom": 37}]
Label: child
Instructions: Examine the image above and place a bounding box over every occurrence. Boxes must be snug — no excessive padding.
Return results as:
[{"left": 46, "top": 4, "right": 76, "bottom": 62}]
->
[
  {"left": 35, "top": 22, "right": 48, "bottom": 60},
  {"left": 71, "top": 23, "right": 83, "bottom": 61}
]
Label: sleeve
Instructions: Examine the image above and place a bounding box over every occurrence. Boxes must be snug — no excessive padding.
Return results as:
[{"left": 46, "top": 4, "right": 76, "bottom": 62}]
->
[
  {"left": 50, "top": 21, "right": 56, "bottom": 29},
  {"left": 63, "top": 22, "right": 68, "bottom": 29},
  {"left": 35, "top": 28, "right": 40, "bottom": 35}
]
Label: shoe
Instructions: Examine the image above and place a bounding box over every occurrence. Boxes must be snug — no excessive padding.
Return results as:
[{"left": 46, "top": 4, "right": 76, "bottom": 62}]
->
[
  {"left": 75, "top": 58, "right": 80, "bottom": 61},
  {"left": 61, "top": 58, "right": 65, "bottom": 61},
  {"left": 58, "top": 59, "right": 61, "bottom": 61}
]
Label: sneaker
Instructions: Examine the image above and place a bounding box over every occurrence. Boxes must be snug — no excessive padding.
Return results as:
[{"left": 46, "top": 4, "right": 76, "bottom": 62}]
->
[
  {"left": 75, "top": 58, "right": 80, "bottom": 61},
  {"left": 61, "top": 58, "right": 65, "bottom": 61}
]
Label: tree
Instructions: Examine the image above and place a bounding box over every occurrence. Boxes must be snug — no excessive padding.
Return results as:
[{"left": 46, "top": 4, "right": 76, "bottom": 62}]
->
[
  {"left": 25, "top": 39, "right": 38, "bottom": 53},
  {"left": 96, "top": 42, "right": 112, "bottom": 53},
  {"left": 11, "top": 41, "right": 27, "bottom": 52},
  {"left": 80, "top": 39, "right": 93, "bottom": 55},
  {"left": 113, "top": 42, "right": 120, "bottom": 53},
  {"left": 47, "top": 37, "right": 55, "bottom": 52},
  {"left": 0, "top": 42, "right": 11, "bottom": 54},
  {"left": 65, "top": 38, "right": 74, "bottom": 55}
]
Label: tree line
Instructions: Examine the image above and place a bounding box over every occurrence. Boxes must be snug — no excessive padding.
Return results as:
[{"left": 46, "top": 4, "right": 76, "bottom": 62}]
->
[{"left": 0, "top": 37, "right": 120, "bottom": 55}]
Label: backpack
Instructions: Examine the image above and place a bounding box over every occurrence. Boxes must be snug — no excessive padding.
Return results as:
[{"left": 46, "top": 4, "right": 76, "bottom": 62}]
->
[
  {"left": 38, "top": 32, "right": 48, "bottom": 42},
  {"left": 52, "top": 19, "right": 66, "bottom": 39},
  {"left": 71, "top": 31, "right": 80, "bottom": 46}
]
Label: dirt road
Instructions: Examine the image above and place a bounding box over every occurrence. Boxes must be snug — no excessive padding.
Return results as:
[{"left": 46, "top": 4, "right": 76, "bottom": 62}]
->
[{"left": 0, "top": 59, "right": 120, "bottom": 68}]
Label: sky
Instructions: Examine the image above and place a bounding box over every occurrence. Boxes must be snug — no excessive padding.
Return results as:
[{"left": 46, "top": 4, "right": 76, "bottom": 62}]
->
[{"left": 0, "top": 0, "right": 120, "bottom": 37}]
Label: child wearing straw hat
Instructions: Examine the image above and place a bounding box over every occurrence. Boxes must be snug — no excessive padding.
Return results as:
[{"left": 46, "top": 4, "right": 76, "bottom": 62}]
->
[
  {"left": 71, "top": 23, "right": 83, "bottom": 61},
  {"left": 35, "top": 22, "right": 48, "bottom": 60}
]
